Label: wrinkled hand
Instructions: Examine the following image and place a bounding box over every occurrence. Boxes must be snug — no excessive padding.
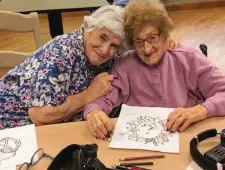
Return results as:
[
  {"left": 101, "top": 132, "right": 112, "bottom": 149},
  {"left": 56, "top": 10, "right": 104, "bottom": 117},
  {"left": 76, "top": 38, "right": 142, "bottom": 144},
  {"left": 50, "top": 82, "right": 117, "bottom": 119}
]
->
[
  {"left": 167, "top": 38, "right": 180, "bottom": 50},
  {"left": 166, "top": 105, "right": 208, "bottom": 132},
  {"left": 87, "top": 110, "right": 114, "bottom": 139},
  {"left": 85, "top": 72, "right": 113, "bottom": 103}
]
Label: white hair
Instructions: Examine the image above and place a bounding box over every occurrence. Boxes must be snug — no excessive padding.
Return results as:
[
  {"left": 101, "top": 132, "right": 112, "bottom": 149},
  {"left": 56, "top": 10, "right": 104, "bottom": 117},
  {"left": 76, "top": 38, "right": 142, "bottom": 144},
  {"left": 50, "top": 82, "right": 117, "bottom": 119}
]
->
[{"left": 83, "top": 5, "right": 126, "bottom": 47}]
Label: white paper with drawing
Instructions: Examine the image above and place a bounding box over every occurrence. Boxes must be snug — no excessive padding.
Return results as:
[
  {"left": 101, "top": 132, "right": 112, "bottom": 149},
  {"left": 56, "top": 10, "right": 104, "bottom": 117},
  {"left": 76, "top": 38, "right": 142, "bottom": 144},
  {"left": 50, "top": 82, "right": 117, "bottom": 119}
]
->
[
  {"left": 0, "top": 166, "right": 16, "bottom": 170},
  {"left": 0, "top": 125, "right": 38, "bottom": 169},
  {"left": 109, "top": 104, "right": 179, "bottom": 153}
]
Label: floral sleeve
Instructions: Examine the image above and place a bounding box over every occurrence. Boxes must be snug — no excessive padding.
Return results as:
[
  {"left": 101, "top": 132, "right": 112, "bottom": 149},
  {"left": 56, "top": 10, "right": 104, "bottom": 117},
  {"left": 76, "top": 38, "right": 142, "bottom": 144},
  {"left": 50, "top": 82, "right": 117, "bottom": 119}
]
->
[{"left": 19, "top": 36, "right": 76, "bottom": 108}]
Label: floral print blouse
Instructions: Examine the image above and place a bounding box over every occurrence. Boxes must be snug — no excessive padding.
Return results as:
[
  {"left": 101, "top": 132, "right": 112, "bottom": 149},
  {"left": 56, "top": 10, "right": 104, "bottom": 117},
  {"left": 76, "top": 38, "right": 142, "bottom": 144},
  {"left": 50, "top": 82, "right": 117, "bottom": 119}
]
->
[{"left": 0, "top": 28, "right": 119, "bottom": 129}]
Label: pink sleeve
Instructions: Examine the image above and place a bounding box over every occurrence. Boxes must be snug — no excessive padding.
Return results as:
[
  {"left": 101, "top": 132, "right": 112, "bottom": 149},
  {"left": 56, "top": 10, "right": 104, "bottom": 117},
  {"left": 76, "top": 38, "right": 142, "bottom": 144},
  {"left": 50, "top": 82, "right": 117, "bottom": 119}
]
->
[
  {"left": 83, "top": 59, "right": 129, "bottom": 119},
  {"left": 187, "top": 50, "right": 225, "bottom": 117}
]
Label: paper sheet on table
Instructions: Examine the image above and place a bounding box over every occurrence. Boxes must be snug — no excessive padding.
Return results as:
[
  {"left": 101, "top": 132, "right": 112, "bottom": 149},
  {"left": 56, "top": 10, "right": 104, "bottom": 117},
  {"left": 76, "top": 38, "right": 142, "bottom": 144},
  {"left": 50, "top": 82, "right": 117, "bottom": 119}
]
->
[
  {"left": 109, "top": 104, "right": 179, "bottom": 153},
  {"left": 186, "top": 161, "right": 203, "bottom": 170},
  {"left": 0, "top": 166, "right": 16, "bottom": 170},
  {"left": 0, "top": 124, "right": 38, "bottom": 169}
]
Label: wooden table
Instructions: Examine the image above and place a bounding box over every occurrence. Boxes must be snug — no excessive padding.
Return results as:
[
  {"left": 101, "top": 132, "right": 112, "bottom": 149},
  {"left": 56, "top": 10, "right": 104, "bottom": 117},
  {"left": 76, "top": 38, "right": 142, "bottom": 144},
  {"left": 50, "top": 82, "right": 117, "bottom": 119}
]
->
[{"left": 18, "top": 117, "right": 225, "bottom": 170}]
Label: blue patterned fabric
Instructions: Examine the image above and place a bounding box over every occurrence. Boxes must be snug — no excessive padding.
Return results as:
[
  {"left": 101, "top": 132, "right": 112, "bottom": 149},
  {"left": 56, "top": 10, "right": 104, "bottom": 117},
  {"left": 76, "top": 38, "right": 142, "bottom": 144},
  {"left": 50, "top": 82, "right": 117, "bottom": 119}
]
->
[
  {"left": 113, "top": 0, "right": 130, "bottom": 6},
  {"left": 0, "top": 28, "right": 116, "bottom": 129}
]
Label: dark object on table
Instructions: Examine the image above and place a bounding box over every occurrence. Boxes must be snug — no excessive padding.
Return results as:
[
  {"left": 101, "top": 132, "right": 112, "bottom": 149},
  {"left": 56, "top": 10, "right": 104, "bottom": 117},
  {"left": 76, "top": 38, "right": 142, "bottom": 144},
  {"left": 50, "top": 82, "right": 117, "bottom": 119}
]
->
[
  {"left": 47, "top": 143, "right": 107, "bottom": 170},
  {"left": 190, "top": 128, "right": 225, "bottom": 170}
]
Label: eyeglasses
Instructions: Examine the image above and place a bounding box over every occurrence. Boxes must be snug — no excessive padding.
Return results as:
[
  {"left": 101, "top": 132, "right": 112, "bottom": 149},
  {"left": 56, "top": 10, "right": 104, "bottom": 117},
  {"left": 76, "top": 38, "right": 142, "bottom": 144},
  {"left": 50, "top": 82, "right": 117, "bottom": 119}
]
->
[
  {"left": 133, "top": 33, "right": 160, "bottom": 49},
  {"left": 19, "top": 148, "right": 53, "bottom": 170}
]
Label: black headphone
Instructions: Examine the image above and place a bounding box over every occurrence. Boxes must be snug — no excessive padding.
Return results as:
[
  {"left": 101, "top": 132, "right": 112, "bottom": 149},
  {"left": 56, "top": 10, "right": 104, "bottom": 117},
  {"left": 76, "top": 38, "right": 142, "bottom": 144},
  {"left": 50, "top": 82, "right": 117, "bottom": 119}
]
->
[{"left": 190, "top": 128, "right": 225, "bottom": 170}]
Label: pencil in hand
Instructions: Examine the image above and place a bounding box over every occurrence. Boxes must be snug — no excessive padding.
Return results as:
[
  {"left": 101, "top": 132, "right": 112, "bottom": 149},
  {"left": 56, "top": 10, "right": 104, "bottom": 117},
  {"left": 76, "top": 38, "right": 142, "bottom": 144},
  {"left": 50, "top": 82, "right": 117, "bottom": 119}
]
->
[
  {"left": 106, "top": 131, "right": 113, "bottom": 142},
  {"left": 106, "top": 131, "right": 110, "bottom": 138}
]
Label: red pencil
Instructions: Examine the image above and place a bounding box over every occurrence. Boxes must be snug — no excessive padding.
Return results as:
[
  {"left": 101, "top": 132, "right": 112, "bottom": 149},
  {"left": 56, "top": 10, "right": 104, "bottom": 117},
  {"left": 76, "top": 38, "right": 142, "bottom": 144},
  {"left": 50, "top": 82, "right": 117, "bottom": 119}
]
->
[{"left": 119, "top": 155, "right": 165, "bottom": 161}]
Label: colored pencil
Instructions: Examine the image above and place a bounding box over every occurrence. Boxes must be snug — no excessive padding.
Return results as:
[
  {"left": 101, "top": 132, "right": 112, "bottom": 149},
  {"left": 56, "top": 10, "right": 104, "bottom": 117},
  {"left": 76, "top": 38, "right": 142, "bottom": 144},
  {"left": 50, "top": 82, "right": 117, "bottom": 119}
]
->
[
  {"left": 119, "top": 155, "right": 165, "bottom": 161},
  {"left": 116, "top": 162, "right": 153, "bottom": 166}
]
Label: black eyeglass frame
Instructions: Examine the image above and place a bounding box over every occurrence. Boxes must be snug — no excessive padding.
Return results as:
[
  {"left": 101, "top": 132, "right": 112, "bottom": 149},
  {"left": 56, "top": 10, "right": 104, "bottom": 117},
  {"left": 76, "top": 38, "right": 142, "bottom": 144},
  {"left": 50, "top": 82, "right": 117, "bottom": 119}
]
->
[{"left": 19, "top": 148, "right": 54, "bottom": 170}]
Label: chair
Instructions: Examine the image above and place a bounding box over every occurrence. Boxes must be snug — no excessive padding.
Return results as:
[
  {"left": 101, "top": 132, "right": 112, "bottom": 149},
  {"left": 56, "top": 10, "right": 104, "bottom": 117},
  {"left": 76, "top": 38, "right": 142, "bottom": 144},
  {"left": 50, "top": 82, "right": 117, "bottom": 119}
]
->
[
  {"left": 0, "top": 11, "right": 42, "bottom": 49},
  {"left": 0, "top": 11, "right": 42, "bottom": 69},
  {"left": 0, "top": 51, "right": 30, "bottom": 67}
]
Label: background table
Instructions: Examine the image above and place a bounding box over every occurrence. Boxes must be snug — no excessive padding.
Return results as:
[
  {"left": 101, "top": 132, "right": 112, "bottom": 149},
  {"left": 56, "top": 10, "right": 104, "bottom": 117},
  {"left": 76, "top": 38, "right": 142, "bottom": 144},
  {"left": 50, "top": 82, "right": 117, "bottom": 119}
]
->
[{"left": 0, "top": 0, "right": 108, "bottom": 38}]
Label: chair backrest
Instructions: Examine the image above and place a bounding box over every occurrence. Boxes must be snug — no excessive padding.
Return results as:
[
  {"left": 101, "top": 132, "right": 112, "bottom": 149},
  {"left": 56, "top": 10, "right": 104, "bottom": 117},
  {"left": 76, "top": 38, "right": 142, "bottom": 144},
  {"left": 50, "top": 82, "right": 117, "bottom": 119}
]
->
[
  {"left": 0, "top": 10, "right": 43, "bottom": 49},
  {"left": 0, "top": 11, "right": 42, "bottom": 70},
  {"left": 0, "top": 51, "right": 30, "bottom": 67}
]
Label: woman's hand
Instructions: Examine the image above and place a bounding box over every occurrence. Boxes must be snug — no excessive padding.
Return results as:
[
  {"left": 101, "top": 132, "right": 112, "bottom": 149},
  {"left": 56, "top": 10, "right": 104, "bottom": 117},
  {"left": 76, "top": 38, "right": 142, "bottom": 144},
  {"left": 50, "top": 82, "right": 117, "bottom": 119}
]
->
[
  {"left": 167, "top": 38, "right": 180, "bottom": 50},
  {"left": 85, "top": 72, "right": 113, "bottom": 103},
  {"left": 87, "top": 110, "right": 114, "bottom": 139},
  {"left": 166, "top": 105, "right": 208, "bottom": 132}
]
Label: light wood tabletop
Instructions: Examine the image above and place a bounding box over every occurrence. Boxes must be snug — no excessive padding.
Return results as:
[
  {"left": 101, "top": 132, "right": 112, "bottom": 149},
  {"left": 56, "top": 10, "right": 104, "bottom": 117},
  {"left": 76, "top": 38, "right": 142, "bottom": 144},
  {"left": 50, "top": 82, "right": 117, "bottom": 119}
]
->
[{"left": 16, "top": 117, "right": 225, "bottom": 170}]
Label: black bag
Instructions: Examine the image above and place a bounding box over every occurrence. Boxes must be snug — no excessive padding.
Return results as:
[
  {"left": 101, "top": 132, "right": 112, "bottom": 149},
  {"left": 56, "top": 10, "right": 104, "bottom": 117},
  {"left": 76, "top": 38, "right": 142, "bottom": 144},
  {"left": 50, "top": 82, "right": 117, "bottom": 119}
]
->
[{"left": 47, "top": 144, "right": 109, "bottom": 170}]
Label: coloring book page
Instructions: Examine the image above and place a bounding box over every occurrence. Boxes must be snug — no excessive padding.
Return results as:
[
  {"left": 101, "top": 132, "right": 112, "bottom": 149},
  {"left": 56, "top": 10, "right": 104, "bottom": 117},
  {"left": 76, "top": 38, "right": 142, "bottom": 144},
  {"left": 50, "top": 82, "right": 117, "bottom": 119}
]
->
[
  {"left": 0, "top": 125, "right": 38, "bottom": 169},
  {"left": 109, "top": 104, "right": 179, "bottom": 153},
  {"left": 0, "top": 166, "right": 16, "bottom": 170}
]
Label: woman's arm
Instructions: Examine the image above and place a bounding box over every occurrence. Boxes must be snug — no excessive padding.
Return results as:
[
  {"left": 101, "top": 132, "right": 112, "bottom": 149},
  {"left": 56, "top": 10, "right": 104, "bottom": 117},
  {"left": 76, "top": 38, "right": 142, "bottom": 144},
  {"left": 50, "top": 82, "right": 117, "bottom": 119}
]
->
[
  {"left": 84, "top": 57, "right": 130, "bottom": 139},
  {"left": 190, "top": 50, "right": 225, "bottom": 117},
  {"left": 28, "top": 90, "right": 88, "bottom": 125},
  {"left": 29, "top": 72, "right": 114, "bottom": 125},
  {"left": 167, "top": 48, "right": 225, "bottom": 132},
  {"left": 83, "top": 58, "right": 129, "bottom": 119}
]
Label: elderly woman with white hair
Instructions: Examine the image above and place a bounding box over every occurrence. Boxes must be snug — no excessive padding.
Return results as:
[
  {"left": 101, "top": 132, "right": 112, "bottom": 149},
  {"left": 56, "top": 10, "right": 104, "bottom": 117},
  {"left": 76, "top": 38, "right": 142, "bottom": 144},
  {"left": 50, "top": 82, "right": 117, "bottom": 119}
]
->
[
  {"left": 0, "top": 5, "right": 178, "bottom": 129},
  {"left": 0, "top": 5, "right": 123, "bottom": 129}
]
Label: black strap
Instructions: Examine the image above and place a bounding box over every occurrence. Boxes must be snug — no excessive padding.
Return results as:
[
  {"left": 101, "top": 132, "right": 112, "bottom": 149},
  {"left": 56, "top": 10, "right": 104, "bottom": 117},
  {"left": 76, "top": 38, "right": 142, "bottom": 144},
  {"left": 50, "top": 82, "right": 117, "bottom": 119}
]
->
[
  {"left": 83, "top": 144, "right": 98, "bottom": 158},
  {"left": 83, "top": 158, "right": 107, "bottom": 170},
  {"left": 197, "top": 129, "right": 217, "bottom": 142}
]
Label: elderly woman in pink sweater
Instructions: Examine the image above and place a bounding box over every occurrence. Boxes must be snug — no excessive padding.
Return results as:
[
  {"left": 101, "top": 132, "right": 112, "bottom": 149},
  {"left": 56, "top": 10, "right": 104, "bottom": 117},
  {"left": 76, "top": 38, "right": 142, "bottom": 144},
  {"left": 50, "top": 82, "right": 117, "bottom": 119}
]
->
[{"left": 84, "top": 0, "right": 225, "bottom": 139}]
